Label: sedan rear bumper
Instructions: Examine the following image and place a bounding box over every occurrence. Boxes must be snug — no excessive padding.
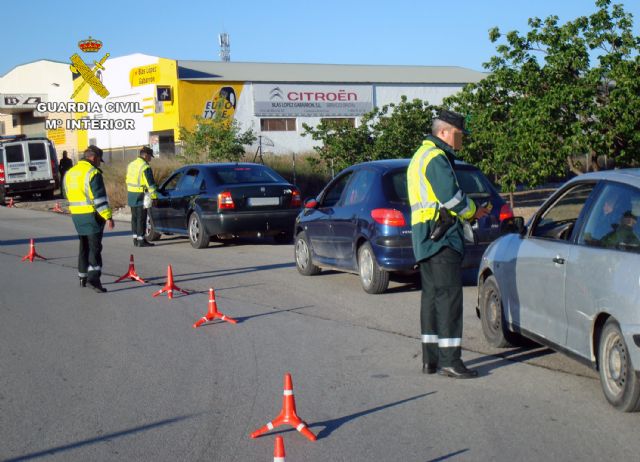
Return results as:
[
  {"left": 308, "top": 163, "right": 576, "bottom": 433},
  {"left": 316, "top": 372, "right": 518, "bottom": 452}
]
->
[{"left": 202, "top": 209, "right": 298, "bottom": 236}]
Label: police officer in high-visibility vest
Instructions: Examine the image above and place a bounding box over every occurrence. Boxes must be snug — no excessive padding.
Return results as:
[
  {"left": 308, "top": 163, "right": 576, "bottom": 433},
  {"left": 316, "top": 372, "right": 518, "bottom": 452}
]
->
[
  {"left": 407, "top": 110, "right": 489, "bottom": 379},
  {"left": 126, "top": 146, "right": 158, "bottom": 247},
  {"left": 64, "top": 145, "right": 114, "bottom": 293}
]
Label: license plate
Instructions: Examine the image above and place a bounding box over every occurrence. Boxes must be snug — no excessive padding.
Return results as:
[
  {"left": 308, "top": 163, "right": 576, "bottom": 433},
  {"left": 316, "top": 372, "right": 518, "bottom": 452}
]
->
[{"left": 248, "top": 197, "right": 279, "bottom": 206}]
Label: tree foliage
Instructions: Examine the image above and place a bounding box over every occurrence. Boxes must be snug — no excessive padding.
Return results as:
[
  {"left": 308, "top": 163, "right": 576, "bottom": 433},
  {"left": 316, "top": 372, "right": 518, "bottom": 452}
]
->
[
  {"left": 301, "top": 96, "right": 436, "bottom": 172},
  {"left": 447, "top": 0, "right": 640, "bottom": 192},
  {"left": 179, "top": 116, "right": 256, "bottom": 163}
]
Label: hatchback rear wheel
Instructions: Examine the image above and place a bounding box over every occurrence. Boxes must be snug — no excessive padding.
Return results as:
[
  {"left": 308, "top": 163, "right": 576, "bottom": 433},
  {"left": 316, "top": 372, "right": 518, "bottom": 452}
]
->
[
  {"left": 358, "top": 242, "right": 389, "bottom": 294},
  {"left": 188, "top": 212, "right": 210, "bottom": 249},
  {"left": 598, "top": 318, "right": 640, "bottom": 412}
]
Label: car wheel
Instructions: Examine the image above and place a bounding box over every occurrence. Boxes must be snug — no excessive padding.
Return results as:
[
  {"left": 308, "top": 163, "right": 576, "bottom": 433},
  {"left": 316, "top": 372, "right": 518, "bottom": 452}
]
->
[
  {"left": 145, "top": 213, "right": 161, "bottom": 242},
  {"left": 598, "top": 318, "right": 640, "bottom": 412},
  {"left": 358, "top": 242, "right": 389, "bottom": 294},
  {"left": 479, "top": 275, "right": 515, "bottom": 348},
  {"left": 294, "top": 231, "right": 320, "bottom": 276},
  {"left": 274, "top": 231, "right": 293, "bottom": 244},
  {"left": 0, "top": 186, "right": 5, "bottom": 205},
  {"left": 188, "top": 212, "right": 210, "bottom": 249}
]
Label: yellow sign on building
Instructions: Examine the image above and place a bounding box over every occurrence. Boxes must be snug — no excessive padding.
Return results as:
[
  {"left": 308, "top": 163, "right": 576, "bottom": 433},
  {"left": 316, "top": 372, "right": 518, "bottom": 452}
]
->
[
  {"left": 130, "top": 64, "right": 160, "bottom": 87},
  {"left": 47, "top": 126, "right": 66, "bottom": 146}
]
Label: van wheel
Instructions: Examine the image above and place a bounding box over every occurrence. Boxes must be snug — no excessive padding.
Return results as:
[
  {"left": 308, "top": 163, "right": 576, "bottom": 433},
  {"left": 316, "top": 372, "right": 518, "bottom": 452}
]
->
[
  {"left": 145, "top": 214, "right": 161, "bottom": 241},
  {"left": 0, "top": 186, "right": 5, "bottom": 205},
  {"left": 358, "top": 242, "right": 389, "bottom": 294},
  {"left": 42, "top": 190, "right": 54, "bottom": 200},
  {"left": 188, "top": 212, "right": 210, "bottom": 249},
  {"left": 598, "top": 318, "right": 640, "bottom": 412}
]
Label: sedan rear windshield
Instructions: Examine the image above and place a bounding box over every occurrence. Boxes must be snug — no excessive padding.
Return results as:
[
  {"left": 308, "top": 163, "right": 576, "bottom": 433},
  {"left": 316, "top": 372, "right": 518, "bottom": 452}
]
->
[
  {"left": 209, "top": 166, "right": 286, "bottom": 185},
  {"left": 384, "top": 167, "right": 491, "bottom": 203}
]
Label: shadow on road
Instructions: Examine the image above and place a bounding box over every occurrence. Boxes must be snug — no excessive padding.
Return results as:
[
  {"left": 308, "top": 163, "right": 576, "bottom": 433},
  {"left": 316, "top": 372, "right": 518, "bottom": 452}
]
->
[
  {"left": 0, "top": 231, "right": 133, "bottom": 246},
  {"left": 427, "top": 448, "right": 470, "bottom": 462},
  {"left": 3, "top": 414, "right": 199, "bottom": 461},
  {"left": 465, "top": 345, "right": 555, "bottom": 375}
]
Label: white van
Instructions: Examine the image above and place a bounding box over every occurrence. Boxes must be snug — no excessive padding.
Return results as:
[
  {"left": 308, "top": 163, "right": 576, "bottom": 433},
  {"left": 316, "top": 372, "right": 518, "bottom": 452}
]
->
[{"left": 0, "top": 135, "right": 59, "bottom": 203}]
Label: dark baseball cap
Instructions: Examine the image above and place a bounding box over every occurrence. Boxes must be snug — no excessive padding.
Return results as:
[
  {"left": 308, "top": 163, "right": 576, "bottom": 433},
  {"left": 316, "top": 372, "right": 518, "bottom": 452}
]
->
[
  {"left": 140, "top": 146, "right": 155, "bottom": 157},
  {"left": 623, "top": 210, "right": 638, "bottom": 219},
  {"left": 436, "top": 109, "right": 469, "bottom": 135},
  {"left": 85, "top": 145, "right": 104, "bottom": 162}
]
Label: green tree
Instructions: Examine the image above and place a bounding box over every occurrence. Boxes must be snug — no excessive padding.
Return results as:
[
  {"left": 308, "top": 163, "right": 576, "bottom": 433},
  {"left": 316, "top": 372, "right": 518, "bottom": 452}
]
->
[
  {"left": 447, "top": 0, "right": 640, "bottom": 196},
  {"left": 179, "top": 116, "right": 256, "bottom": 163},
  {"left": 301, "top": 96, "right": 437, "bottom": 172}
]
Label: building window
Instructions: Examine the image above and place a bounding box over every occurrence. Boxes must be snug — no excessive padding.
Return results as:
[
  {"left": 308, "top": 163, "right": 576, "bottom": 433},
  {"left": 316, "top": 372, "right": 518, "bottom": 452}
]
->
[
  {"left": 261, "top": 118, "right": 296, "bottom": 132},
  {"left": 12, "top": 115, "right": 19, "bottom": 127},
  {"left": 320, "top": 118, "right": 356, "bottom": 128}
]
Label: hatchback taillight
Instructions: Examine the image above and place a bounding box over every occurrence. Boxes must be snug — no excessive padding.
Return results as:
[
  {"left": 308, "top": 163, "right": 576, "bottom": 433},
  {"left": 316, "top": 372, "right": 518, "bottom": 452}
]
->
[
  {"left": 499, "top": 203, "right": 514, "bottom": 221},
  {"left": 371, "top": 208, "right": 406, "bottom": 227},
  {"left": 218, "top": 191, "right": 235, "bottom": 210},
  {"left": 0, "top": 163, "right": 5, "bottom": 184},
  {"left": 291, "top": 188, "right": 302, "bottom": 208}
]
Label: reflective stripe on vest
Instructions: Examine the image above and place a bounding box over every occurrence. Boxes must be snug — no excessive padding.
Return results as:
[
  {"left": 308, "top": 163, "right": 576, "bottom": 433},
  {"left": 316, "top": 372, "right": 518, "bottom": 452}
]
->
[{"left": 64, "top": 161, "right": 98, "bottom": 214}]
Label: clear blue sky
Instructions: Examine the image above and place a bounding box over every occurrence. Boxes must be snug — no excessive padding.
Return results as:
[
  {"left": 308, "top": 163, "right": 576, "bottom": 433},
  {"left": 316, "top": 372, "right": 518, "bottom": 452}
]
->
[{"left": 1, "top": 0, "right": 638, "bottom": 77}]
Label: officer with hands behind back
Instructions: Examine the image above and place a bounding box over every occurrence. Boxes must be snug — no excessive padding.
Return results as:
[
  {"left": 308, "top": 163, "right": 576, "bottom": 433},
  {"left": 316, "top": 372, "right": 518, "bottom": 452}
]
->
[
  {"left": 407, "top": 109, "right": 490, "bottom": 379},
  {"left": 63, "top": 145, "right": 114, "bottom": 293}
]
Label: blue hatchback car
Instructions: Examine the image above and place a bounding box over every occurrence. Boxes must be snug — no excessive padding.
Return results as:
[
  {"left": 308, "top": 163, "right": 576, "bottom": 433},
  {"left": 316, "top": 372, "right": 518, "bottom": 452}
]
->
[{"left": 294, "top": 159, "right": 511, "bottom": 293}]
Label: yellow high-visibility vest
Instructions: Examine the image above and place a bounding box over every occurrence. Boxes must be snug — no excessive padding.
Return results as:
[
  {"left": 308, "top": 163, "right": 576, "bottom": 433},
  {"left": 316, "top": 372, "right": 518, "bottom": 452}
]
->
[
  {"left": 64, "top": 160, "right": 112, "bottom": 219},
  {"left": 407, "top": 140, "right": 475, "bottom": 225},
  {"left": 126, "top": 157, "right": 156, "bottom": 197}
]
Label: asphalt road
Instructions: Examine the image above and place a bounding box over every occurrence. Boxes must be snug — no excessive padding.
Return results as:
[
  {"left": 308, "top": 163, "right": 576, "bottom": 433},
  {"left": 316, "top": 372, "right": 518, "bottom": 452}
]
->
[{"left": 1, "top": 207, "right": 638, "bottom": 461}]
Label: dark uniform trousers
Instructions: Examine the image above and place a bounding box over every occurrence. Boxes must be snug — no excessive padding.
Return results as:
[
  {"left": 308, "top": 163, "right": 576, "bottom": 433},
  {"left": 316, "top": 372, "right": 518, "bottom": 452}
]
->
[
  {"left": 130, "top": 205, "right": 147, "bottom": 241},
  {"left": 419, "top": 246, "right": 464, "bottom": 368},
  {"left": 78, "top": 228, "right": 104, "bottom": 283}
]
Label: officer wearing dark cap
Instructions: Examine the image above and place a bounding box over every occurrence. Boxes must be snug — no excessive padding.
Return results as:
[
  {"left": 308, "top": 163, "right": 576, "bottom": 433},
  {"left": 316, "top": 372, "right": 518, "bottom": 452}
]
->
[
  {"left": 126, "top": 146, "right": 158, "bottom": 247},
  {"left": 63, "top": 145, "right": 114, "bottom": 293},
  {"left": 407, "top": 109, "right": 489, "bottom": 378}
]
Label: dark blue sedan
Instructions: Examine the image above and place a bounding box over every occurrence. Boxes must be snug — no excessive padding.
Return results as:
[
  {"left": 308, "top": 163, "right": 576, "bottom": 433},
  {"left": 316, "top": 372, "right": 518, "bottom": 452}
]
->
[{"left": 294, "top": 159, "right": 511, "bottom": 293}]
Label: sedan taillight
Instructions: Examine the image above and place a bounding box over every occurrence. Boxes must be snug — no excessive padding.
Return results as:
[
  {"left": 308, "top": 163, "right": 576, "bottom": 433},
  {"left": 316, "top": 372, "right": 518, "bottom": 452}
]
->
[
  {"left": 499, "top": 203, "right": 514, "bottom": 221},
  {"left": 291, "top": 188, "right": 302, "bottom": 208},
  {"left": 371, "top": 208, "right": 406, "bottom": 227},
  {"left": 0, "top": 163, "right": 5, "bottom": 184},
  {"left": 218, "top": 191, "right": 235, "bottom": 210}
]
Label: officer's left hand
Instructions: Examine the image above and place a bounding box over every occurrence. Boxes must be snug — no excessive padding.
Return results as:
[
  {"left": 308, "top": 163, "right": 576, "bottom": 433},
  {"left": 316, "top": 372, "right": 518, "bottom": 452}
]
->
[
  {"left": 106, "top": 219, "right": 115, "bottom": 230},
  {"left": 474, "top": 207, "right": 490, "bottom": 220}
]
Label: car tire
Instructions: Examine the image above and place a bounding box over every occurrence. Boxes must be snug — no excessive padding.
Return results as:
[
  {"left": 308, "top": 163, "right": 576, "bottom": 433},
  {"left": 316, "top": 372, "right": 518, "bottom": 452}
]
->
[
  {"left": 274, "top": 231, "right": 293, "bottom": 244},
  {"left": 294, "top": 231, "right": 321, "bottom": 276},
  {"left": 145, "top": 213, "right": 161, "bottom": 242},
  {"left": 0, "top": 186, "right": 5, "bottom": 205},
  {"left": 188, "top": 212, "right": 210, "bottom": 249},
  {"left": 479, "top": 275, "right": 515, "bottom": 348},
  {"left": 357, "top": 242, "right": 389, "bottom": 294},
  {"left": 598, "top": 318, "right": 640, "bottom": 412}
]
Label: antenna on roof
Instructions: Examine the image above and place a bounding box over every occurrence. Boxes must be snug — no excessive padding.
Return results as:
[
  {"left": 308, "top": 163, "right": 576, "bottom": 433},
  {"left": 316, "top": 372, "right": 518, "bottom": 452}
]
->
[{"left": 219, "top": 33, "right": 230, "bottom": 62}]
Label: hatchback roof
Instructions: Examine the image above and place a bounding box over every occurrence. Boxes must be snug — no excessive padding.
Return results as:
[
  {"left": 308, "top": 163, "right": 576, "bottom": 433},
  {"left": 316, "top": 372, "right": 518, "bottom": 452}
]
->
[
  {"left": 568, "top": 169, "right": 640, "bottom": 187},
  {"left": 350, "top": 157, "right": 478, "bottom": 170}
]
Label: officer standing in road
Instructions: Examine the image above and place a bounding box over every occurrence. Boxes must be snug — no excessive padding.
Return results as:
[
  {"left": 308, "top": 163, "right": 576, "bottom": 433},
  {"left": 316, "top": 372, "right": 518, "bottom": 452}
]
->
[
  {"left": 126, "top": 146, "right": 158, "bottom": 247},
  {"left": 64, "top": 145, "right": 114, "bottom": 293},
  {"left": 407, "top": 109, "right": 489, "bottom": 379}
]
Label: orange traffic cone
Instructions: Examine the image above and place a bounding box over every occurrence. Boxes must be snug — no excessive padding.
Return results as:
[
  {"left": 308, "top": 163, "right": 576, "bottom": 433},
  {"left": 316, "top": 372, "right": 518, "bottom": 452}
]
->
[
  {"left": 250, "top": 373, "right": 317, "bottom": 442},
  {"left": 193, "top": 288, "right": 238, "bottom": 327},
  {"left": 115, "top": 254, "right": 146, "bottom": 284},
  {"left": 7, "top": 197, "right": 15, "bottom": 207},
  {"left": 273, "top": 436, "right": 285, "bottom": 462},
  {"left": 51, "top": 202, "right": 65, "bottom": 213},
  {"left": 152, "top": 265, "right": 188, "bottom": 299},
  {"left": 21, "top": 239, "right": 47, "bottom": 262}
]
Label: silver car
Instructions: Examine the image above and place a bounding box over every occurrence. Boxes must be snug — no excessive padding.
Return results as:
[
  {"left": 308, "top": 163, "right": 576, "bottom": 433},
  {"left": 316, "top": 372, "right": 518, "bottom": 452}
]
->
[{"left": 477, "top": 169, "right": 640, "bottom": 412}]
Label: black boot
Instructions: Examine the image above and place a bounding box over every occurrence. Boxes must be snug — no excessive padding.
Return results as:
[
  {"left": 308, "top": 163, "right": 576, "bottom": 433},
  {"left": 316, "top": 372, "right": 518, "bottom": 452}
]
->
[
  {"left": 79, "top": 277, "right": 87, "bottom": 287},
  {"left": 133, "top": 238, "right": 139, "bottom": 247},
  {"left": 88, "top": 279, "right": 107, "bottom": 293},
  {"left": 438, "top": 362, "right": 478, "bottom": 379}
]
